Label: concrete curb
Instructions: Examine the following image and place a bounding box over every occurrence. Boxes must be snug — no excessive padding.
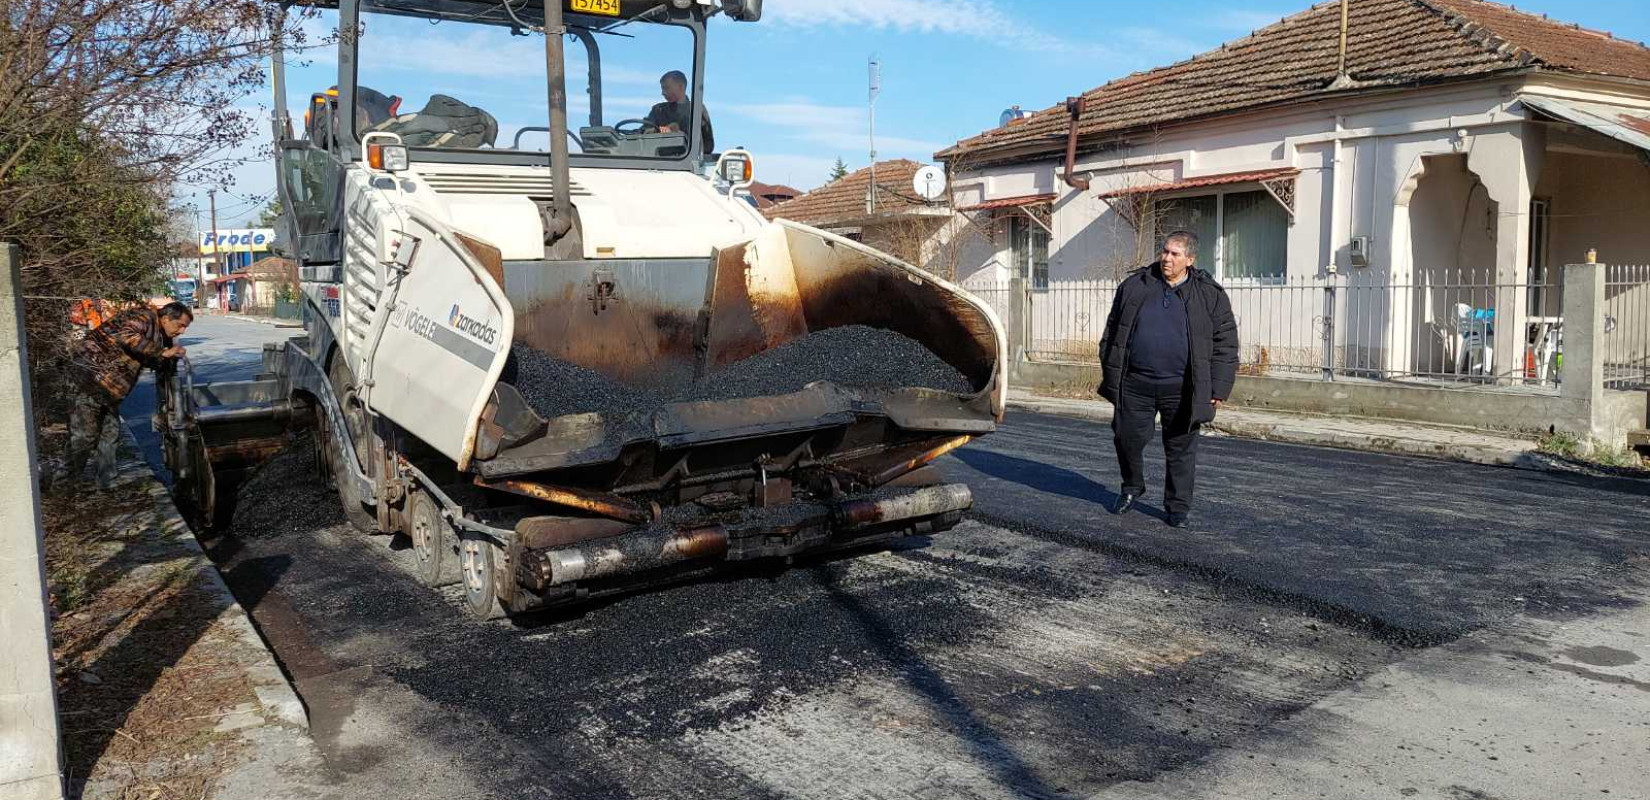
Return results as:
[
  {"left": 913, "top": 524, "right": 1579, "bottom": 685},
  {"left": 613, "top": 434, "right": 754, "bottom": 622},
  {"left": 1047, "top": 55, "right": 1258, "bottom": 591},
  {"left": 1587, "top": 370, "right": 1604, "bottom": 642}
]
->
[
  {"left": 1008, "top": 395, "right": 1545, "bottom": 470},
  {"left": 117, "top": 423, "right": 309, "bottom": 730}
]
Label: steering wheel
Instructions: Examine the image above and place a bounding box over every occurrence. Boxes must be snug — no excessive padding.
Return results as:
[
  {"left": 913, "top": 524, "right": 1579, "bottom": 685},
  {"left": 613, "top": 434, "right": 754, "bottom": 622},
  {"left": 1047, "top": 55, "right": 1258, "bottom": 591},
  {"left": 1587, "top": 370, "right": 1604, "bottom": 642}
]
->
[{"left": 613, "top": 118, "right": 653, "bottom": 136}]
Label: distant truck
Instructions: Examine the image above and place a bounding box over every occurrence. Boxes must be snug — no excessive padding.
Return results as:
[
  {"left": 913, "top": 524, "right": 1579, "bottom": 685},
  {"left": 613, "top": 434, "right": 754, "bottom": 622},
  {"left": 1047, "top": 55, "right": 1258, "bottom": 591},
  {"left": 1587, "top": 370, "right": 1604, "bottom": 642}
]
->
[
  {"left": 167, "top": 278, "right": 197, "bottom": 307},
  {"left": 158, "top": 0, "right": 1005, "bottom": 619}
]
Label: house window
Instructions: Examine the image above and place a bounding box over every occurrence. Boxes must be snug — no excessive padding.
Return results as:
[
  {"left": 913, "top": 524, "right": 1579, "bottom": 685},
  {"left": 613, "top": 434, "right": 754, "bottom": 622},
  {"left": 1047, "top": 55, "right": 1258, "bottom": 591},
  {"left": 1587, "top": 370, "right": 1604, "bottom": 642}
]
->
[
  {"left": 1153, "top": 189, "right": 1287, "bottom": 281},
  {"left": 1009, "top": 215, "right": 1049, "bottom": 290},
  {"left": 1154, "top": 195, "right": 1217, "bottom": 266}
]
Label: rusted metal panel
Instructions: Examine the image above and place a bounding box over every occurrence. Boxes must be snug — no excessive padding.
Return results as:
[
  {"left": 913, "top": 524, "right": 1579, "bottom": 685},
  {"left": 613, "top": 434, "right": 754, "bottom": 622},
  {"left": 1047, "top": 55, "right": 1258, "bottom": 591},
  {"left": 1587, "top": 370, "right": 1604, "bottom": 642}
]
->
[
  {"left": 869, "top": 434, "right": 972, "bottom": 486},
  {"left": 515, "top": 516, "right": 633, "bottom": 549},
  {"left": 652, "top": 385, "right": 857, "bottom": 448},
  {"left": 479, "top": 477, "right": 658, "bottom": 524},
  {"left": 1520, "top": 95, "right": 1650, "bottom": 154},
  {"left": 504, "top": 258, "right": 711, "bottom": 387}
]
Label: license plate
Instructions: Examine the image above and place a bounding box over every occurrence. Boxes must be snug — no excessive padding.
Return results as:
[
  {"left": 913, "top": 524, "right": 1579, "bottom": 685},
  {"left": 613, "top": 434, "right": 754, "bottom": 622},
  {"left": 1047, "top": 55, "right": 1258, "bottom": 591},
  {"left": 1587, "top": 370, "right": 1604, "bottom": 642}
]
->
[{"left": 571, "top": 0, "right": 620, "bottom": 16}]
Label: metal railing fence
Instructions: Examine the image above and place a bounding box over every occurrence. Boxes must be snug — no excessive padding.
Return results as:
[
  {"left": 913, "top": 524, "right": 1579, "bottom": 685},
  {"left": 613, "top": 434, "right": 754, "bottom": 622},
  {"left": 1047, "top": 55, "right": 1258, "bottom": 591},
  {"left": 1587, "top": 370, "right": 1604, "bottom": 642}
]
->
[
  {"left": 965, "top": 264, "right": 1650, "bottom": 392},
  {"left": 1605, "top": 264, "right": 1650, "bottom": 390}
]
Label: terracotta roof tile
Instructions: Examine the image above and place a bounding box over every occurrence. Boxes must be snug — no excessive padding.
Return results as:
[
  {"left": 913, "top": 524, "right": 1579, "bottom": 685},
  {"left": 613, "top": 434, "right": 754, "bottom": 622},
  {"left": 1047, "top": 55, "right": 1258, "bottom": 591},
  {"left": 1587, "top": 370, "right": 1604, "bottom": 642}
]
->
[
  {"left": 939, "top": 0, "right": 1650, "bottom": 164},
  {"left": 763, "top": 160, "right": 928, "bottom": 225},
  {"left": 1098, "top": 168, "right": 1301, "bottom": 198},
  {"left": 958, "top": 193, "right": 1057, "bottom": 211},
  {"left": 748, "top": 181, "right": 801, "bottom": 210}
]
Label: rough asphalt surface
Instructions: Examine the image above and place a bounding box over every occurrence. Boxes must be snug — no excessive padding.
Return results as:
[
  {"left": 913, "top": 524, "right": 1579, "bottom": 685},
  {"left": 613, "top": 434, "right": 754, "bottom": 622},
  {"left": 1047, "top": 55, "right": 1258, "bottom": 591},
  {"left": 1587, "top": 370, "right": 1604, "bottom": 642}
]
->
[
  {"left": 508, "top": 325, "right": 973, "bottom": 420},
  {"left": 126, "top": 318, "right": 1650, "bottom": 799}
]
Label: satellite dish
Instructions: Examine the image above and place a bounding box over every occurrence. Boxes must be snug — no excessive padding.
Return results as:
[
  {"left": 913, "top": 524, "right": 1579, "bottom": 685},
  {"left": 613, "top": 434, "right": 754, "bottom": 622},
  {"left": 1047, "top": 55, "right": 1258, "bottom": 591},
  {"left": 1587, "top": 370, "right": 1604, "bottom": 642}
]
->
[
  {"left": 912, "top": 164, "right": 947, "bottom": 202},
  {"left": 999, "top": 105, "right": 1029, "bottom": 127}
]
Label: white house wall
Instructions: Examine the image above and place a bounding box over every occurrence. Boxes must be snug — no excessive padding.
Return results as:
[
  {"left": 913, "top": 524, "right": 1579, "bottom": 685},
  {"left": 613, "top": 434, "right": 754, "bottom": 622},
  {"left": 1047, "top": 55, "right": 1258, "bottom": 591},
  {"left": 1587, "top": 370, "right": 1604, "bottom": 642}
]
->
[{"left": 948, "top": 75, "right": 1650, "bottom": 377}]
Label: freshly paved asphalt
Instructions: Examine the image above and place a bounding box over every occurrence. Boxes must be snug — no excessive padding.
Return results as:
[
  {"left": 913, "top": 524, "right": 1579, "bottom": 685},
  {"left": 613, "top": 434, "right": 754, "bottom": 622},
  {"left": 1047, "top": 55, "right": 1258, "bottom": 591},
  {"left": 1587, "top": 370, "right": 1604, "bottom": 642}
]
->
[{"left": 122, "top": 316, "right": 1650, "bottom": 800}]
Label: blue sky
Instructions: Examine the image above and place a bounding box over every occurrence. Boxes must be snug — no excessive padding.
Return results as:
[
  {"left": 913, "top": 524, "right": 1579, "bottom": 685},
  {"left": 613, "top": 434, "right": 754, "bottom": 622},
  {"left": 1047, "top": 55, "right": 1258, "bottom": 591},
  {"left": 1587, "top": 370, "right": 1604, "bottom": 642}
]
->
[{"left": 190, "top": 0, "right": 1650, "bottom": 227}]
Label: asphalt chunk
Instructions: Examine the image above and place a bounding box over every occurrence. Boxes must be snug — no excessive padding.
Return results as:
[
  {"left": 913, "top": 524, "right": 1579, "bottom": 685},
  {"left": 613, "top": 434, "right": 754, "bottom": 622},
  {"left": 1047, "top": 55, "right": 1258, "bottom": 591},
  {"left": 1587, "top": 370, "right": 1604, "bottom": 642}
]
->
[
  {"left": 224, "top": 434, "right": 345, "bottom": 539},
  {"left": 507, "top": 325, "right": 972, "bottom": 421}
]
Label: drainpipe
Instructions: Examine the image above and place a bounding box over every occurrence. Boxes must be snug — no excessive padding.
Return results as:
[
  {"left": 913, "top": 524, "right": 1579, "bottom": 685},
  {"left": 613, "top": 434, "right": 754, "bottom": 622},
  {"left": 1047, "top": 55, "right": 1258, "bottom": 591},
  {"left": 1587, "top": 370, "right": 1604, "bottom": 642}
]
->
[
  {"left": 1330, "top": 114, "right": 1346, "bottom": 273},
  {"left": 1328, "top": 0, "right": 1357, "bottom": 90},
  {"left": 542, "top": 0, "right": 573, "bottom": 242},
  {"left": 1062, "top": 96, "right": 1090, "bottom": 191}
]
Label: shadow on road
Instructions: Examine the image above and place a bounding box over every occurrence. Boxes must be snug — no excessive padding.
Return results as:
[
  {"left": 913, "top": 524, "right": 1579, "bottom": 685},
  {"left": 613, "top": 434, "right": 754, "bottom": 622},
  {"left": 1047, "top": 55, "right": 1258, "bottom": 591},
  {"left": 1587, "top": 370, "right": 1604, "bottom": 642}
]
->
[
  {"left": 812, "top": 565, "right": 1072, "bottom": 800},
  {"left": 953, "top": 447, "right": 1155, "bottom": 514}
]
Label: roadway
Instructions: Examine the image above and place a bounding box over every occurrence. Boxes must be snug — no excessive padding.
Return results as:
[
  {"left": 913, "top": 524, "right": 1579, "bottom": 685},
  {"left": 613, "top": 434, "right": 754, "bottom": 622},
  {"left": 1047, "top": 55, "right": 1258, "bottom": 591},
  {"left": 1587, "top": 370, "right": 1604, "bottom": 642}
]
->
[{"left": 124, "top": 315, "right": 1650, "bottom": 800}]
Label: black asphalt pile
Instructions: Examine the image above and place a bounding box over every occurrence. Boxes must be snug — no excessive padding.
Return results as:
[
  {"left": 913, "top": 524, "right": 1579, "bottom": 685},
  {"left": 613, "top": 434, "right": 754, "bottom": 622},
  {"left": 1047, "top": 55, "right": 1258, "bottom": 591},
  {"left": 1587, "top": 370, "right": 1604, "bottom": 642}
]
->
[
  {"left": 507, "top": 344, "right": 663, "bottom": 419},
  {"left": 224, "top": 434, "right": 346, "bottom": 538},
  {"left": 508, "top": 325, "right": 972, "bottom": 421},
  {"left": 694, "top": 325, "right": 973, "bottom": 401}
]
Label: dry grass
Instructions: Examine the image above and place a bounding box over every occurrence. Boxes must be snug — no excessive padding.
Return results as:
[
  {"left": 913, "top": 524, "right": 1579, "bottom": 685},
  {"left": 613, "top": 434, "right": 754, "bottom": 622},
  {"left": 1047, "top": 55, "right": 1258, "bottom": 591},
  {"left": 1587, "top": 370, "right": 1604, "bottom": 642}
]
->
[{"left": 41, "top": 432, "right": 258, "bottom": 799}]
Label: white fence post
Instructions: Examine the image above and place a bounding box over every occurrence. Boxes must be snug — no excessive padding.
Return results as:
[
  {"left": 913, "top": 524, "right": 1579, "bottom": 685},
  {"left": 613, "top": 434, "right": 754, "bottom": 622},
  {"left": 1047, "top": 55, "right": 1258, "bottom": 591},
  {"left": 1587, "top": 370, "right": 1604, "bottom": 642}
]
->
[
  {"left": 0, "top": 242, "right": 66, "bottom": 800},
  {"left": 1559, "top": 262, "right": 1606, "bottom": 443},
  {"left": 1007, "top": 276, "right": 1029, "bottom": 378}
]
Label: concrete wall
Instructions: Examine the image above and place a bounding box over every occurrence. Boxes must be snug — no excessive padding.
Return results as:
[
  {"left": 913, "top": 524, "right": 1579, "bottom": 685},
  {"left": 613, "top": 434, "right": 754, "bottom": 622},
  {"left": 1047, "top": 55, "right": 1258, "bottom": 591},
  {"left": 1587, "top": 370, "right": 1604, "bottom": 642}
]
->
[
  {"left": 1537, "top": 151, "right": 1650, "bottom": 267},
  {"left": 1013, "top": 359, "right": 1647, "bottom": 445},
  {"left": 0, "top": 242, "right": 66, "bottom": 800}
]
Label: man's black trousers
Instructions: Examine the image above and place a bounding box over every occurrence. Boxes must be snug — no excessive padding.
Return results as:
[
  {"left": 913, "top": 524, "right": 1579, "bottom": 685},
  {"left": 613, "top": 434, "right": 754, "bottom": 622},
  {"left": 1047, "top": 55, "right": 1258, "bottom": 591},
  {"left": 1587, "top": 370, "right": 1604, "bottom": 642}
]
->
[{"left": 1111, "top": 376, "right": 1200, "bottom": 515}]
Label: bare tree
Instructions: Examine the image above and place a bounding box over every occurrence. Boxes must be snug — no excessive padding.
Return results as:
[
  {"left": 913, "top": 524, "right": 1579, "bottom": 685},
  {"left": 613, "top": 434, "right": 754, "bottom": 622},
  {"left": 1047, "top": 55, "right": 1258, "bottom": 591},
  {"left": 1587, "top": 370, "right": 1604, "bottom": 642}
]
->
[{"left": 1, "top": 0, "right": 314, "bottom": 410}]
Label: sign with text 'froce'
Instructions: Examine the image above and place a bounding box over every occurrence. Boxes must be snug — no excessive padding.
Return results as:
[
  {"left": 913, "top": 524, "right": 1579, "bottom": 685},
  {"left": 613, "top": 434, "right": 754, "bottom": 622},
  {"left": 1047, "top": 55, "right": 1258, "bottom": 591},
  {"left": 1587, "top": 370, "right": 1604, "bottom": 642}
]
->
[{"left": 199, "top": 229, "right": 275, "bottom": 255}]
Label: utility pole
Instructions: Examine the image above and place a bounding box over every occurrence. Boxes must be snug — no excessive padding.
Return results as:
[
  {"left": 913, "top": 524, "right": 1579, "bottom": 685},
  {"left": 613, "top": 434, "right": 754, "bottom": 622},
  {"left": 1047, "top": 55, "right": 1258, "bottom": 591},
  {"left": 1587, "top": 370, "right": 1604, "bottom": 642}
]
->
[
  {"left": 0, "top": 242, "right": 66, "bottom": 800},
  {"left": 207, "top": 189, "right": 223, "bottom": 281},
  {"left": 867, "top": 54, "right": 880, "bottom": 215}
]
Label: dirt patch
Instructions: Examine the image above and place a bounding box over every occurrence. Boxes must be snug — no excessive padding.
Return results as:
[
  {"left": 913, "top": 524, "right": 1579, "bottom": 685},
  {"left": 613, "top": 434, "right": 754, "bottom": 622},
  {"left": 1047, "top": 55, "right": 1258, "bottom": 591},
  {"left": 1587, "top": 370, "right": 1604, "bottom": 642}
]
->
[{"left": 42, "top": 438, "right": 260, "bottom": 799}]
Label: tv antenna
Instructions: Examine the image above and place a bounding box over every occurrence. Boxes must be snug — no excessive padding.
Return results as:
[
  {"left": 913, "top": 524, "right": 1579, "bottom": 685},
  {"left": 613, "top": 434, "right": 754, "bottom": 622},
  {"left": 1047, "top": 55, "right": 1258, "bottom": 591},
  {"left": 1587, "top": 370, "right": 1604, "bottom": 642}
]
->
[{"left": 868, "top": 54, "right": 880, "bottom": 214}]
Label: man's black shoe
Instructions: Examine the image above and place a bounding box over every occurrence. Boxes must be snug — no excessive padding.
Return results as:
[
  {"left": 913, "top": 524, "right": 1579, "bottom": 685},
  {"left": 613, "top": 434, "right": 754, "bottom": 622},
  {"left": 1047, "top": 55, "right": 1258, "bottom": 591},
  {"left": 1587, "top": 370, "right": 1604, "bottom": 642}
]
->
[
  {"left": 1166, "top": 512, "right": 1190, "bottom": 528},
  {"left": 1112, "top": 493, "right": 1138, "bottom": 515}
]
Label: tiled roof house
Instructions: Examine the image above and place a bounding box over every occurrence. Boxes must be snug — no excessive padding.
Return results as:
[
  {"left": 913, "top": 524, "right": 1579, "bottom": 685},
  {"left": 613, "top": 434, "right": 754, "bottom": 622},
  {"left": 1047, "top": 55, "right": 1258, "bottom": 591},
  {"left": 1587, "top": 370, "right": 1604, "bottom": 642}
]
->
[
  {"left": 746, "top": 181, "right": 801, "bottom": 210},
  {"left": 763, "top": 160, "right": 935, "bottom": 227},
  {"left": 941, "top": 0, "right": 1650, "bottom": 165},
  {"left": 936, "top": 0, "right": 1650, "bottom": 386}
]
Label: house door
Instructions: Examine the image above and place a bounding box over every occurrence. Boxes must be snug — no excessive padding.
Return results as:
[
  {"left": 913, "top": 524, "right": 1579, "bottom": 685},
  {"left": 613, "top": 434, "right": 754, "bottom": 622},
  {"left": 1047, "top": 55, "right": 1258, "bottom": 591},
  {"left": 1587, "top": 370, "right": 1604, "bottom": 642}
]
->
[
  {"left": 1527, "top": 198, "right": 1553, "bottom": 317},
  {"left": 1009, "top": 215, "right": 1049, "bottom": 290}
]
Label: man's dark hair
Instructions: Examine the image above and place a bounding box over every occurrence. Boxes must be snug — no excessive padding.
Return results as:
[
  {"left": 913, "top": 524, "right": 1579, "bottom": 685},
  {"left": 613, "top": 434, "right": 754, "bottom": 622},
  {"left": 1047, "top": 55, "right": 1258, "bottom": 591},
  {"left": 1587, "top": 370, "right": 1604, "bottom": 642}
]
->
[
  {"left": 159, "top": 301, "right": 194, "bottom": 322},
  {"left": 660, "top": 70, "right": 688, "bottom": 89},
  {"left": 1164, "top": 230, "right": 1199, "bottom": 260}
]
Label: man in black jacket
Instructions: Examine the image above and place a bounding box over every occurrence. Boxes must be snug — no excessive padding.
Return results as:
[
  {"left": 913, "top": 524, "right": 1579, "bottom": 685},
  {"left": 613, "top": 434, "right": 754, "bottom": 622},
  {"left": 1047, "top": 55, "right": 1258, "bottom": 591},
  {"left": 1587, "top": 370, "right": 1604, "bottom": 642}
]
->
[{"left": 1097, "top": 231, "right": 1239, "bottom": 527}]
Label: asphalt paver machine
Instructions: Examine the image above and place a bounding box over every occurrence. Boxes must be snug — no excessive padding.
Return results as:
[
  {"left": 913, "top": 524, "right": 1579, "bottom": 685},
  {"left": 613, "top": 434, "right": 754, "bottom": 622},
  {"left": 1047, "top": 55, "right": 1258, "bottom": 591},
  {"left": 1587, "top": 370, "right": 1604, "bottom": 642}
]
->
[{"left": 159, "top": 0, "right": 1007, "bottom": 619}]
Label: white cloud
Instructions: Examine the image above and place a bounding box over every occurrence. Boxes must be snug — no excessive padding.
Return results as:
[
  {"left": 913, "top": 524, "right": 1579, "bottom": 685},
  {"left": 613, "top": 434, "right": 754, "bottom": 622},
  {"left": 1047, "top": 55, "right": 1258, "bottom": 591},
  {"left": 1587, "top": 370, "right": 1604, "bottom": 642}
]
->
[
  {"left": 1112, "top": 27, "right": 1207, "bottom": 63},
  {"left": 723, "top": 99, "right": 946, "bottom": 159},
  {"left": 763, "top": 0, "right": 1102, "bottom": 57},
  {"left": 1209, "top": 9, "right": 1292, "bottom": 32},
  {"left": 362, "top": 29, "right": 547, "bottom": 79},
  {"left": 751, "top": 154, "right": 839, "bottom": 192}
]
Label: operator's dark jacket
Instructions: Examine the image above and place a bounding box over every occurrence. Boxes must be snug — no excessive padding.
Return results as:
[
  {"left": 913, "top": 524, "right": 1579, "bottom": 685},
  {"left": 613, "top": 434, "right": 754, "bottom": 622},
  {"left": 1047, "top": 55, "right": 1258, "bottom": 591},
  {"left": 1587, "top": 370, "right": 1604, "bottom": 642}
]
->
[
  {"left": 75, "top": 307, "right": 170, "bottom": 405},
  {"left": 1097, "top": 264, "right": 1240, "bottom": 430}
]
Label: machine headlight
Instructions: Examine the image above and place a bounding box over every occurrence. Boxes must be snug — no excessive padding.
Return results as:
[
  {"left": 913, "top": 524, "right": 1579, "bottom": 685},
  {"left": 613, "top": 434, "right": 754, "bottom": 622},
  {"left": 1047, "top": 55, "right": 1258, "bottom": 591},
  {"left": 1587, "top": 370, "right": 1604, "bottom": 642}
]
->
[
  {"left": 719, "top": 152, "right": 751, "bottom": 184},
  {"left": 367, "top": 142, "right": 409, "bottom": 172}
]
